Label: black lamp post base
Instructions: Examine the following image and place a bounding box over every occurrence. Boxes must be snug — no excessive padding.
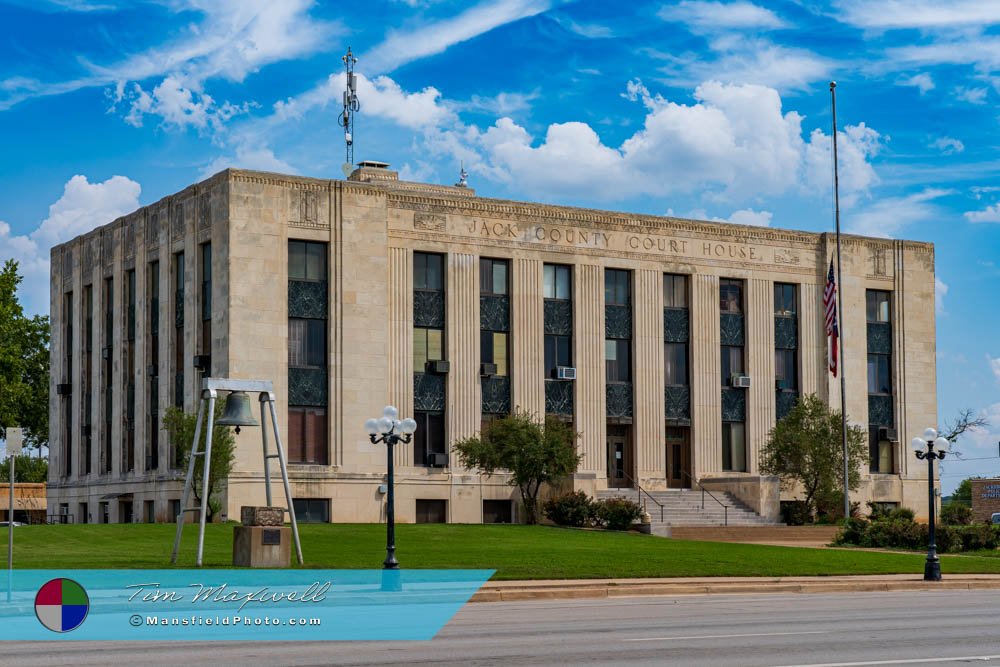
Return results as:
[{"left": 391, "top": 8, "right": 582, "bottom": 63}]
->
[
  {"left": 383, "top": 552, "right": 400, "bottom": 570},
  {"left": 924, "top": 557, "right": 941, "bottom": 582}
]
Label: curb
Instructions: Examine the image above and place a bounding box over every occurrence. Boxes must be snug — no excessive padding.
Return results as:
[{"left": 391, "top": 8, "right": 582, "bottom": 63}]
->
[{"left": 469, "top": 575, "right": 1000, "bottom": 603}]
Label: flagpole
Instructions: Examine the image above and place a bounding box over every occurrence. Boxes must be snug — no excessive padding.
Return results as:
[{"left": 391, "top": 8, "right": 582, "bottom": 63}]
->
[{"left": 831, "top": 81, "right": 850, "bottom": 520}]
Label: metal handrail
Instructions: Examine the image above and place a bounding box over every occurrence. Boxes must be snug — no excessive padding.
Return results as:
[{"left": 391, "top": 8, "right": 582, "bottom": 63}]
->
[
  {"left": 681, "top": 470, "right": 729, "bottom": 526},
  {"left": 610, "top": 469, "right": 665, "bottom": 523}
]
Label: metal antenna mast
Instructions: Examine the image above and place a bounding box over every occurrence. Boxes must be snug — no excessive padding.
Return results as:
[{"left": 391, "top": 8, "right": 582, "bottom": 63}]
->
[{"left": 339, "top": 47, "right": 360, "bottom": 175}]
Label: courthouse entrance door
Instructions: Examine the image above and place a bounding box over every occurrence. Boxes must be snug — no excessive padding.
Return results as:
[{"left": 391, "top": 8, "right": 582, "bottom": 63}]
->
[
  {"left": 606, "top": 425, "right": 633, "bottom": 488},
  {"left": 665, "top": 426, "right": 691, "bottom": 488}
]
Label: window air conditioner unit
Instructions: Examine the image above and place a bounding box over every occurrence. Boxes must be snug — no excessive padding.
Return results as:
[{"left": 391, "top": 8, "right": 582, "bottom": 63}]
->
[
  {"left": 428, "top": 453, "right": 449, "bottom": 468},
  {"left": 56, "top": 383, "right": 72, "bottom": 396},
  {"left": 480, "top": 363, "right": 498, "bottom": 377},
  {"left": 730, "top": 375, "right": 751, "bottom": 388},
  {"left": 878, "top": 427, "right": 898, "bottom": 442},
  {"left": 101, "top": 347, "right": 112, "bottom": 360},
  {"left": 426, "top": 360, "right": 450, "bottom": 375},
  {"left": 556, "top": 366, "right": 577, "bottom": 380},
  {"left": 192, "top": 354, "right": 211, "bottom": 371}
]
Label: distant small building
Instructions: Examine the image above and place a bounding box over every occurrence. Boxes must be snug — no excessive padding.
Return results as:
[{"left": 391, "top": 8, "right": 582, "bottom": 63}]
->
[
  {"left": 0, "top": 483, "right": 47, "bottom": 524},
  {"left": 970, "top": 479, "right": 1000, "bottom": 523}
]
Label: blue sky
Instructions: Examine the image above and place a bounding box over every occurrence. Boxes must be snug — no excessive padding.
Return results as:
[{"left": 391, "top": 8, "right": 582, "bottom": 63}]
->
[{"left": 0, "top": 0, "right": 998, "bottom": 491}]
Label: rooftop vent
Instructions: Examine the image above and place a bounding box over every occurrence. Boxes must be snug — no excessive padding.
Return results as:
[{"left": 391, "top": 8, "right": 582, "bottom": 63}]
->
[{"left": 348, "top": 160, "right": 398, "bottom": 183}]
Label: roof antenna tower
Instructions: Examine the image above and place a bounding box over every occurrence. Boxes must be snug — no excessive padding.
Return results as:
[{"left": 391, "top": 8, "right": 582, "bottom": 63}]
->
[{"left": 339, "top": 47, "right": 360, "bottom": 179}]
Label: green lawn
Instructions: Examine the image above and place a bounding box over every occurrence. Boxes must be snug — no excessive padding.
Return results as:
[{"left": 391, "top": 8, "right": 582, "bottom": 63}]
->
[{"left": 3, "top": 523, "right": 999, "bottom": 580}]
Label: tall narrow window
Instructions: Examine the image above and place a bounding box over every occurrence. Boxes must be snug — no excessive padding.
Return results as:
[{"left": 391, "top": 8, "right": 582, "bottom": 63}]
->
[
  {"left": 480, "top": 258, "right": 510, "bottom": 427},
  {"left": 63, "top": 292, "right": 73, "bottom": 478},
  {"left": 663, "top": 273, "right": 690, "bottom": 423},
  {"left": 720, "top": 278, "right": 746, "bottom": 472},
  {"left": 774, "top": 283, "right": 799, "bottom": 421},
  {"left": 288, "top": 241, "right": 328, "bottom": 465},
  {"left": 198, "top": 243, "right": 212, "bottom": 375},
  {"left": 147, "top": 261, "right": 159, "bottom": 471},
  {"left": 866, "top": 289, "right": 894, "bottom": 473},
  {"left": 413, "top": 252, "right": 446, "bottom": 466},
  {"left": 124, "top": 269, "right": 135, "bottom": 472},
  {"left": 544, "top": 264, "right": 573, "bottom": 418},
  {"left": 173, "top": 252, "right": 184, "bottom": 409},
  {"left": 82, "top": 285, "right": 93, "bottom": 476},
  {"left": 102, "top": 277, "right": 113, "bottom": 474},
  {"left": 604, "top": 268, "right": 633, "bottom": 421}
]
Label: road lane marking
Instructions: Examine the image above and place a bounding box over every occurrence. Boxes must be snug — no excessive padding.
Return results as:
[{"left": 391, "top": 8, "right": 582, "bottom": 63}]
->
[
  {"left": 625, "top": 630, "right": 832, "bottom": 642},
  {"left": 783, "top": 655, "right": 1000, "bottom": 666}
]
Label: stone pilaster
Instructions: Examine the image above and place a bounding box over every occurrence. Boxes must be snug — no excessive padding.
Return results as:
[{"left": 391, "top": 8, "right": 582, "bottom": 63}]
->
[
  {"left": 634, "top": 269, "right": 665, "bottom": 487},
  {"left": 511, "top": 258, "right": 544, "bottom": 417},
  {"left": 446, "top": 252, "right": 480, "bottom": 454},
  {"left": 692, "top": 274, "right": 721, "bottom": 475},
  {"left": 746, "top": 278, "right": 774, "bottom": 474},
  {"left": 574, "top": 263, "right": 605, "bottom": 477},
  {"left": 799, "top": 282, "right": 822, "bottom": 401},
  {"left": 388, "top": 246, "right": 412, "bottom": 467}
]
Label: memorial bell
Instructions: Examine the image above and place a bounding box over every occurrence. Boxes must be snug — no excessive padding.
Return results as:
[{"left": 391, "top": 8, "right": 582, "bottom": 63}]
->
[{"left": 216, "top": 391, "right": 259, "bottom": 434}]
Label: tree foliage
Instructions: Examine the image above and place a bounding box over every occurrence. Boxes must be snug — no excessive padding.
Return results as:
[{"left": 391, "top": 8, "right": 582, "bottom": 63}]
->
[
  {"left": 0, "top": 454, "right": 48, "bottom": 483},
  {"left": 950, "top": 477, "right": 976, "bottom": 507},
  {"left": 0, "top": 260, "right": 50, "bottom": 449},
  {"left": 452, "top": 411, "right": 581, "bottom": 524},
  {"left": 758, "top": 394, "right": 867, "bottom": 520},
  {"left": 163, "top": 403, "right": 236, "bottom": 522}
]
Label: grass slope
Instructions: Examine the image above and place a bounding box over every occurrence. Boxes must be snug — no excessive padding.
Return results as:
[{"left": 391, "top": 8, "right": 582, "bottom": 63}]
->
[{"left": 4, "top": 524, "right": 999, "bottom": 580}]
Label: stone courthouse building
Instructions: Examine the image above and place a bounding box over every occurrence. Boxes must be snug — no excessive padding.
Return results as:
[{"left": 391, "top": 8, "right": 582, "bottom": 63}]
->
[{"left": 46, "top": 163, "right": 939, "bottom": 524}]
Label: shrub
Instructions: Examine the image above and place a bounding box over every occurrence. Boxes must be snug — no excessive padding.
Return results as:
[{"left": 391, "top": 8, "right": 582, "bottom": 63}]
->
[
  {"left": 864, "top": 519, "right": 923, "bottom": 549},
  {"left": 940, "top": 502, "right": 973, "bottom": 526},
  {"left": 780, "top": 501, "right": 813, "bottom": 526},
  {"left": 835, "top": 517, "right": 869, "bottom": 545},
  {"left": 543, "top": 491, "right": 596, "bottom": 527},
  {"left": 595, "top": 497, "right": 643, "bottom": 531}
]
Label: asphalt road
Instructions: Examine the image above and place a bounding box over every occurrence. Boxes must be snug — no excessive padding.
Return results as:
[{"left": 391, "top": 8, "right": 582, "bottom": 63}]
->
[{"left": 5, "top": 590, "right": 1000, "bottom": 666}]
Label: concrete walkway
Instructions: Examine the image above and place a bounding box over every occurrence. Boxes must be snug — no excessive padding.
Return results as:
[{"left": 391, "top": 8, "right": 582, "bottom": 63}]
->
[{"left": 470, "top": 573, "right": 1000, "bottom": 602}]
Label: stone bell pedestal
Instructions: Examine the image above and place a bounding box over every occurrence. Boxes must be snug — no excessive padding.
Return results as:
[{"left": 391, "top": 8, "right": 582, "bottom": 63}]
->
[{"left": 233, "top": 506, "right": 291, "bottom": 568}]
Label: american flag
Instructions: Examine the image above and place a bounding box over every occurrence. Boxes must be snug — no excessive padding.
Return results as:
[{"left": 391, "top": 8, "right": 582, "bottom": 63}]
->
[{"left": 823, "top": 258, "right": 839, "bottom": 377}]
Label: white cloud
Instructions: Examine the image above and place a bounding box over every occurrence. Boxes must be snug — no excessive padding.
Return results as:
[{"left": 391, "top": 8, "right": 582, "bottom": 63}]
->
[
  {"left": 935, "top": 276, "right": 948, "bottom": 314},
  {"left": 964, "top": 204, "right": 1000, "bottom": 223},
  {"left": 552, "top": 13, "right": 613, "bottom": 38},
  {"left": 844, "top": 188, "right": 950, "bottom": 238},
  {"left": 836, "top": 1, "right": 1000, "bottom": 30},
  {"left": 363, "top": 0, "right": 555, "bottom": 73},
  {"left": 726, "top": 208, "right": 773, "bottom": 226},
  {"left": 2, "top": 1, "right": 338, "bottom": 126},
  {"left": 0, "top": 175, "right": 141, "bottom": 315},
  {"left": 898, "top": 73, "right": 935, "bottom": 93},
  {"left": 659, "top": 1, "right": 788, "bottom": 32},
  {"left": 803, "top": 123, "right": 882, "bottom": 207},
  {"left": 654, "top": 38, "right": 833, "bottom": 91},
  {"left": 929, "top": 136, "right": 964, "bottom": 154},
  {"left": 988, "top": 356, "right": 1000, "bottom": 384},
  {"left": 955, "top": 86, "right": 988, "bottom": 104},
  {"left": 200, "top": 144, "right": 296, "bottom": 180}
]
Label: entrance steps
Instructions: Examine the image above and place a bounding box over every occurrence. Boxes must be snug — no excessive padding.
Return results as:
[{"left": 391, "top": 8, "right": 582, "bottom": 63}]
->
[{"left": 595, "top": 488, "right": 780, "bottom": 534}]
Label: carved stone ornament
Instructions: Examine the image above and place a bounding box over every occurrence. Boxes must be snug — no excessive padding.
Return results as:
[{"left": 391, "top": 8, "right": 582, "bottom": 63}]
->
[
  {"left": 774, "top": 248, "right": 801, "bottom": 265},
  {"left": 413, "top": 213, "right": 446, "bottom": 232}
]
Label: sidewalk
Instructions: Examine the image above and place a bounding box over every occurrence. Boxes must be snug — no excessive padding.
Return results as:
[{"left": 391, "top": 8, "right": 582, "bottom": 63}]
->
[{"left": 470, "top": 573, "right": 1000, "bottom": 602}]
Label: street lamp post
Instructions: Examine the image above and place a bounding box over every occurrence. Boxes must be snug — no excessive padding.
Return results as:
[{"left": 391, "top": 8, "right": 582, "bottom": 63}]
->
[
  {"left": 911, "top": 427, "right": 950, "bottom": 582},
  {"left": 364, "top": 406, "right": 417, "bottom": 569}
]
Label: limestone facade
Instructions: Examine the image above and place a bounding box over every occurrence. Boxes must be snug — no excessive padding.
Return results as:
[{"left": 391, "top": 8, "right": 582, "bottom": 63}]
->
[{"left": 47, "top": 165, "right": 940, "bottom": 523}]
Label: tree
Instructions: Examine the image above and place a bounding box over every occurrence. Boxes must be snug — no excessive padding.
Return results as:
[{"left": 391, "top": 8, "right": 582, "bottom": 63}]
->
[
  {"left": 0, "top": 260, "right": 50, "bottom": 449},
  {"left": 940, "top": 409, "right": 989, "bottom": 443},
  {"left": 0, "top": 454, "right": 48, "bottom": 483},
  {"left": 950, "top": 477, "right": 976, "bottom": 507},
  {"left": 452, "top": 411, "right": 581, "bottom": 524},
  {"left": 163, "top": 403, "right": 236, "bottom": 522},
  {"left": 758, "top": 393, "right": 867, "bottom": 521}
]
